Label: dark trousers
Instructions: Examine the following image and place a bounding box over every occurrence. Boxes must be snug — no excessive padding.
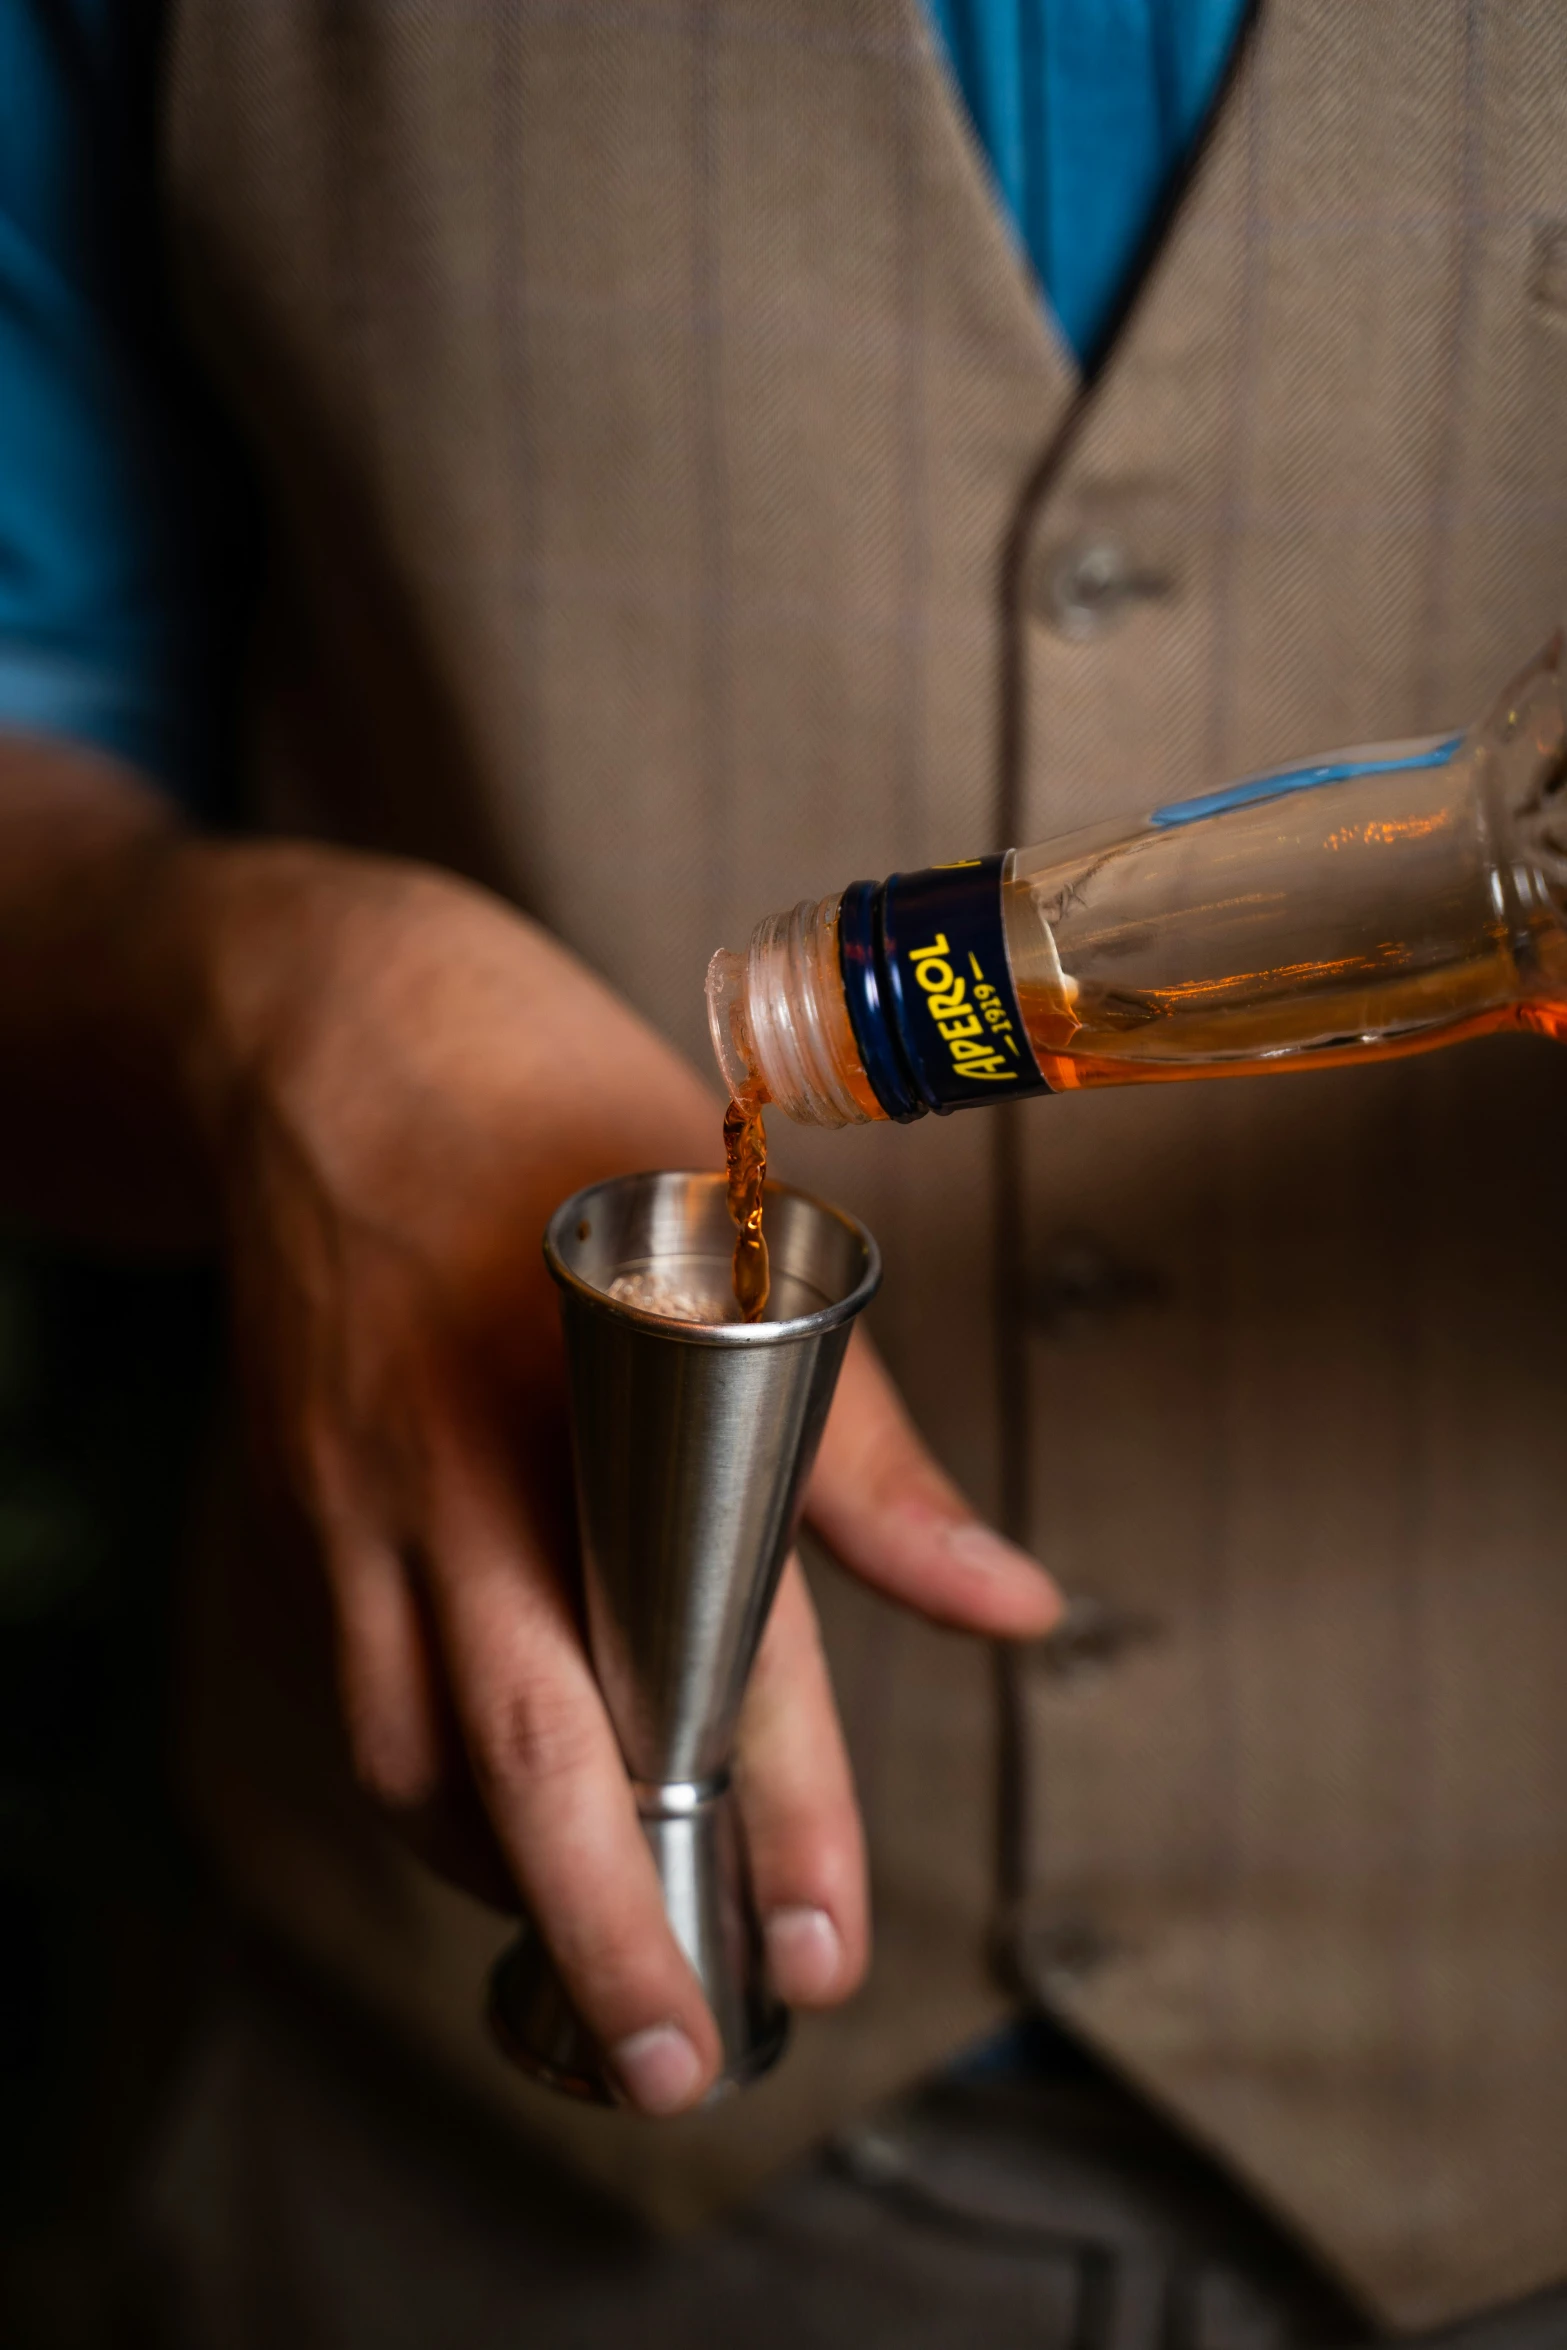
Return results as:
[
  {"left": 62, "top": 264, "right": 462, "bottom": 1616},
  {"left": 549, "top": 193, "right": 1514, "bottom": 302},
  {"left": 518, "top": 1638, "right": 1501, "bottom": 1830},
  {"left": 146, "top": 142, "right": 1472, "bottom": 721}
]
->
[{"left": 85, "top": 1932, "right": 1561, "bottom": 2350}]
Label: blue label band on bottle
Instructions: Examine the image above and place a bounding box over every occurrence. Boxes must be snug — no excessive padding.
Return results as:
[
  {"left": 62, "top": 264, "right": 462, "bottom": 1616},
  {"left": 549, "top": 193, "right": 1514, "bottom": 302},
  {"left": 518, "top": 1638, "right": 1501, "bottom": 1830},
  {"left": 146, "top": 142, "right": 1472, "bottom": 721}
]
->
[{"left": 837, "top": 859, "right": 1052, "bottom": 1119}]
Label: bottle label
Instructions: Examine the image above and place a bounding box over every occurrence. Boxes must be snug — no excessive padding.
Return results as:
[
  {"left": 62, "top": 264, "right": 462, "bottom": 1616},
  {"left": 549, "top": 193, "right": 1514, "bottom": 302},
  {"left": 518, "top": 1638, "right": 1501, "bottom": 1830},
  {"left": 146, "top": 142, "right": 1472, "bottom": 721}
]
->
[{"left": 838, "top": 859, "right": 1051, "bottom": 1120}]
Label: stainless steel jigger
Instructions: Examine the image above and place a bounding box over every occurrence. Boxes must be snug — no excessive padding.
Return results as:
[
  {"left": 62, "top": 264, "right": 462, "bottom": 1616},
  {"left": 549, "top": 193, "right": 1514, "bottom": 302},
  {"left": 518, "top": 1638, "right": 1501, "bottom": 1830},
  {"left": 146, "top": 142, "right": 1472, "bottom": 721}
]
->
[{"left": 488, "top": 1169, "right": 881, "bottom": 2103}]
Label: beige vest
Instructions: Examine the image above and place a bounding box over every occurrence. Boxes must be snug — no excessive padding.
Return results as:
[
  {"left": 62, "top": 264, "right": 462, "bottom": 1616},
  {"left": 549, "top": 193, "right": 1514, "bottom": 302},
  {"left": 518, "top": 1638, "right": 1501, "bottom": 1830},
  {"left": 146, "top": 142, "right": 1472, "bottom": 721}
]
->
[{"left": 164, "top": 2, "right": 1567, "bottom": 2328}]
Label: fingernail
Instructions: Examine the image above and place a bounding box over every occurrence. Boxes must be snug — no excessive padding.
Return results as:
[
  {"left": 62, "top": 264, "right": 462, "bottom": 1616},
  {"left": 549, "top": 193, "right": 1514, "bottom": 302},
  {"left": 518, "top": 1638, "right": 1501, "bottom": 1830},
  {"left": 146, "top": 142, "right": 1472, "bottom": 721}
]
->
[
  {"left": 608, "top": 2023, "right": 703, "bottom": 2116},
  {"left": 765, "top": 1904, "right": 843, "bottom": 2002},
  {"left": 941, "top": 1524, "right": 1061, "bottom": 1618}
]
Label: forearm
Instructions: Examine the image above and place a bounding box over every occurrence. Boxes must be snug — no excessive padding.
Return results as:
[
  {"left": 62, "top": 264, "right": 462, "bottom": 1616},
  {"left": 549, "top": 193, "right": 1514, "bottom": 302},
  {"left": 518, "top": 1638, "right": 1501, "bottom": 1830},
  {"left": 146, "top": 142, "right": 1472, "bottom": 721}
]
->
[
  {"left": 0, "top": 731, "right": 224, "bottom": 1246},
  {"left": 0, "top": 731, "right": 370, "bottom": 1256},
  {"left": 0, "top": 729, "right": 592, "bottom": 1253}
]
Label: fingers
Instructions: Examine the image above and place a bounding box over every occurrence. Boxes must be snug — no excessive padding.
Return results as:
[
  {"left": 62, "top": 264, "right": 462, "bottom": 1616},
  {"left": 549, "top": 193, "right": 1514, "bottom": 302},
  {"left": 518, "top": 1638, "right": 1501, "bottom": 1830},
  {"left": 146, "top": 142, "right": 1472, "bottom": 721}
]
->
[
  {"left": 306, "top": 1421, "right": 448, "bottom": 1814},
  {"left": 310, "top": 1396, "right": 721, "bottom": 2114},
  {"left": 419, "top": 1430, "right": 723, "bottom": 2115},
  {"left": 805, "top": 1334, "right": 1062, "bottom": 1639},
  {"left": 733, "top": 1559, "right": 868, "bottom": 2008},
  {"left": 330, "top": 1527, "right": 447, "bottom": 1812},
  {"left": 311, "top": 1451, "right": 515, "bottom": 1909},
  {"left": 311, "top": 1319, "right": 1051, "bottom": 2104}
]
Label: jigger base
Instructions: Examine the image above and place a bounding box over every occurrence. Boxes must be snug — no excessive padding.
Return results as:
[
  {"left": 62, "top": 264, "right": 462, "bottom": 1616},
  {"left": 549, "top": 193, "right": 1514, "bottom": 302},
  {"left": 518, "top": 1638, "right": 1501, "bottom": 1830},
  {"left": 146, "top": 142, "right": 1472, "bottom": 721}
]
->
[{"left": 488, "top": 1779, "right": 789, "bottom": 2105}]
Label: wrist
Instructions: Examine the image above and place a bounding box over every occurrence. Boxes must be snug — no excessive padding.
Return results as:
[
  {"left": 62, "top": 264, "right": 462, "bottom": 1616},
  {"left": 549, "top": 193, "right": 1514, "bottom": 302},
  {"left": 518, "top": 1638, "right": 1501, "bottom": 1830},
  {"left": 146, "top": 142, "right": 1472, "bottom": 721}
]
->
[
  {"left": 151, "top": 837, "right": 419, "bottom": 1168},
  {"left": 157, "top": 838, "right": 507, "bottom": 1226}
]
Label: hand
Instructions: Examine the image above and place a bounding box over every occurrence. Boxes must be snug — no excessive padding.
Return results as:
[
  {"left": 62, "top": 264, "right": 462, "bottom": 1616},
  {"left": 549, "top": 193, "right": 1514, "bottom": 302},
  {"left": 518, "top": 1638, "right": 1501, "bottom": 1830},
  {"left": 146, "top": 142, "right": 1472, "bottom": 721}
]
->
[{"left": 165, "top": 840, "right": 1065, "bottom": 2115}]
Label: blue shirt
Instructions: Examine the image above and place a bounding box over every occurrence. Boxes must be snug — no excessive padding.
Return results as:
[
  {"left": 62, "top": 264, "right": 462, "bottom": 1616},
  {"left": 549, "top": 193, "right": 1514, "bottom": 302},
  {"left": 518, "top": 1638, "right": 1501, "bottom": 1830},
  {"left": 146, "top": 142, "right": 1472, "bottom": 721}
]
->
[
  {"left": 0, "top": 0, "right": 1247, "bottom": 804},
  {"left": 928, "top": 0, "right": 1248, "bottom": 363}
]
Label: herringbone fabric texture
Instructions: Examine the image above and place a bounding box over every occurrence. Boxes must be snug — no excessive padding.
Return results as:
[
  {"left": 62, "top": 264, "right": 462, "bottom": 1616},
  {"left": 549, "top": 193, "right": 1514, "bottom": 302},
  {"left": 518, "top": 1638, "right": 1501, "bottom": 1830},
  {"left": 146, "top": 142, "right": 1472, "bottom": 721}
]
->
[{"left": 163, "top": 2, "right": 1567, "bottom": 2327}]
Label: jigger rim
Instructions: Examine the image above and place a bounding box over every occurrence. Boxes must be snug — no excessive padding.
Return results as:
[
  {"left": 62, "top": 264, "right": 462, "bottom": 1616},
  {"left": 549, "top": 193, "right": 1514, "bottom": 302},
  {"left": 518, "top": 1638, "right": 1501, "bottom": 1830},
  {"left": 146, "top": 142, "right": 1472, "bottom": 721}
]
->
[{"left": 544, "top": 1171, "right": 881, "bottom": 1347}]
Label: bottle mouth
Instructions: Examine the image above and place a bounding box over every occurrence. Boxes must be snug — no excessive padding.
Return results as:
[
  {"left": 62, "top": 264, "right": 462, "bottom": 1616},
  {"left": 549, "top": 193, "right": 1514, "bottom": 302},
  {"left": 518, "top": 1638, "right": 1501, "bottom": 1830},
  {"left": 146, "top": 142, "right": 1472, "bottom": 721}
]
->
[
  {"left": 705, "top": 896, "right": 878, "bottom": 1127},
  {"left": 705, "top": 946, "right": 758, "bottom": 1103}
]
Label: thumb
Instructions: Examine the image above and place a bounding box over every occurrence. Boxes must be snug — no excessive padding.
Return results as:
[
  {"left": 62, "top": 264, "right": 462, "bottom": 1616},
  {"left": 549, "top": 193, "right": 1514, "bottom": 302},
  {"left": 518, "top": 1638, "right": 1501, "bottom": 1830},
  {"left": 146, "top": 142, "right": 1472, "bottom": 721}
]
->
[{"left": 804, "top": 1333, "right": 1062, "bottom": 1639}]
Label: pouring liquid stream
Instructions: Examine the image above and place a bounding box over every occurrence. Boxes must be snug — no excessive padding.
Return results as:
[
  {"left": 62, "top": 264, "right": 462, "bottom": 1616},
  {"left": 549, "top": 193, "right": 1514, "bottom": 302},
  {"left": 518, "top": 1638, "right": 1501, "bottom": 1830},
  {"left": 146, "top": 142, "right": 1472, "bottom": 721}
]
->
[{"left": 723, "top": 1092, "right": 770, "bottom": 1320}]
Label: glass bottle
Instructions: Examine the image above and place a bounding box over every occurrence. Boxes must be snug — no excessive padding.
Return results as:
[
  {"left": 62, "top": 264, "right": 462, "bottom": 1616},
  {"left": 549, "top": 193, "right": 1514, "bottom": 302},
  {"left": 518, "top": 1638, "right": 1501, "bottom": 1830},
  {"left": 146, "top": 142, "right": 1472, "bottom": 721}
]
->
[{"left": 707, "top": 636, "right": 1567, "bottom": 1127}]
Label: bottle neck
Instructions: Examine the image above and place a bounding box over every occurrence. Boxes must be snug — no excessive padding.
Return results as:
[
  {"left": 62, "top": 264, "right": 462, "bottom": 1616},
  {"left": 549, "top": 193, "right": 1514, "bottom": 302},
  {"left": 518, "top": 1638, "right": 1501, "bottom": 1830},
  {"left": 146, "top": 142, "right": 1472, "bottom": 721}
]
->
[
  {"left": 707, "top": 860, "right": 1055, "bottom": 1126},
  {"left": 836, "top": 859, "right": 1050, "bottom": 1118},
  {"left": 706, "top": 894, "right": 883, "bottom": 1127}
]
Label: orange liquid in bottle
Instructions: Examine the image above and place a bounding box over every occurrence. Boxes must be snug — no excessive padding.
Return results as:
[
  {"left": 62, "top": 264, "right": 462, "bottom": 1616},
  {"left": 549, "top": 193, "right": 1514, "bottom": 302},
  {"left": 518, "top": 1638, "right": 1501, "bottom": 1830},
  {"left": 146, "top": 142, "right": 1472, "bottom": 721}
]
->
[
  {"left": 1004, "top": 715, "right": 1567, "bottom": 1096},
  {"left": 1017, "top": 970, "right": 1567, "bottom": 1094},
  {"left": 723, "top": 1093, "right": 770, "bottom": 1320}
]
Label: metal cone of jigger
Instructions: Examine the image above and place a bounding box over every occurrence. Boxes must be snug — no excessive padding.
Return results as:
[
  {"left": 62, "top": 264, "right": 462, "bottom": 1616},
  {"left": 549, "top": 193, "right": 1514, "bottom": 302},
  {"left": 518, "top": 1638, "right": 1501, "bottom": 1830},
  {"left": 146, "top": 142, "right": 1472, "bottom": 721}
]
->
[{"left": 488, "top": 1168, "right": 881, "bottom": 2100}]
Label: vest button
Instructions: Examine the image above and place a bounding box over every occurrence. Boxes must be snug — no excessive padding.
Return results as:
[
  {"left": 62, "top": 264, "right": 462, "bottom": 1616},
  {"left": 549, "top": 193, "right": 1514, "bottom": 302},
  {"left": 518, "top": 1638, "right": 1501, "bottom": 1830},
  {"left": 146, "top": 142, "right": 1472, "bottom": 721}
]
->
[
  {"left": 1030, "top": 1234, "right": 1165, "bottom": 1332},
  {"left": 833, "top": 2122, "right": 915, "bottom": 2188},
  {"left": 1016, "top": 1913, "right": 1121, "bottom": 1991},
  {"left": 1031, "top": 533, "right": 1172, "bottom": 640},
  {"left": 1038, "top": 1592, "right": 1164, "bottom": 1683}
]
